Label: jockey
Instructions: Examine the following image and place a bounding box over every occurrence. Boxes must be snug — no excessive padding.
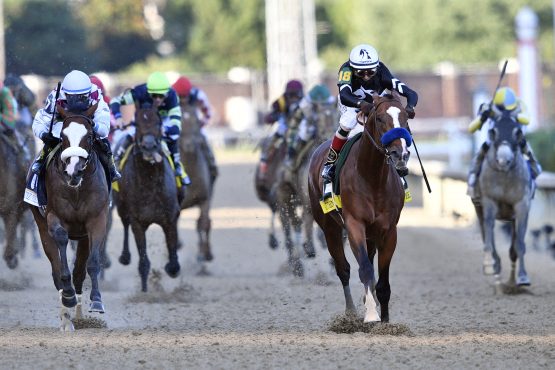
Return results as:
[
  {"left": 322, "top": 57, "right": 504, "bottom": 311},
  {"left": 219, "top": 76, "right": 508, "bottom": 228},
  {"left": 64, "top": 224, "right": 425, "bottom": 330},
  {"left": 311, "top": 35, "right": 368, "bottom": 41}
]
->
[
  {"left": 172, "top": 76, "right": 218, "bottom": 182},
  {"left": 321, "top": 44, "right": 418, "bottom": 182},
  {"left": 284, "top": 84, "right": 335, "bottom": 171},
  {"left": 258, "top": 79, "right": 304, "bottom": 177},
  {"left": 467, "top": 86, "right": 542, "bottom": 199},
  {"left": 0, "top": 81, "right": 17, "bottom": 137},
  {"left": 110, "top": 71, "right": 188, "bottom": 189},
  {"left": 31, "top": 70, "right": 121, "bottom": 182},
  {"left": 4, "top": 74, "right": 37, "bottom": 128}
]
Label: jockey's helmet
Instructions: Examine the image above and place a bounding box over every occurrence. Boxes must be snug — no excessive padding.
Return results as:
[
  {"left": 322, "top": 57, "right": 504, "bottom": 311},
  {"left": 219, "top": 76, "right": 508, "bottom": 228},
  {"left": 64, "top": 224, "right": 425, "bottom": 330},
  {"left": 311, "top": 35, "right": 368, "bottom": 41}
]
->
[
  {"left": 308, "top": 84, "right": 331, "bottom": 104},
  {"left": 147, "top": 71, "right": 171, "bottom": 96},
  {"left": 349, "top": 44, "right": 379, "bottom": 74},
  {"left": 62, "top": 70, "right": 92, "bottom": 111},
  {"left": 172, "top": 76, "right": 193, "bottom": 97},
  {"left": 285, "top": 80, "right": 304, "bottom": 99},
  {"left": 493, "top": 87, "right": 517, "bottom": 111}
]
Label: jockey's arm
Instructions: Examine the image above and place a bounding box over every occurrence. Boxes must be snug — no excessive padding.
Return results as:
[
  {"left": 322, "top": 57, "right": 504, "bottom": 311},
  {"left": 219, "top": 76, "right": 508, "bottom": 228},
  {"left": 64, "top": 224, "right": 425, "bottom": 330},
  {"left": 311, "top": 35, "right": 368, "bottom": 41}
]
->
[
  {"left": 515, "top": 99, "right": 530, "bottom": 125},
  {"left": 195, "top": 89, "right": 213, "bottom": 126},
  {"left": 264, "top": 97, "right": 285, "bottom": 124},
  {"left": 32, "top": 89, "right": 58, "bottom": 138},
  {"left": 379, "top": 65, "right": 418, "bottom": 108},
  {"left": 92, "top": 96, "right": 111, "bottom": 139},
  {"left": 109, "top": 89, "right": 135, "bottom": 120},
  {"left": 0, "top": 88, "right": 17, "bottom": 131},
  {"left": 163, "top": 96, "right": 182, "bottom": 141}
]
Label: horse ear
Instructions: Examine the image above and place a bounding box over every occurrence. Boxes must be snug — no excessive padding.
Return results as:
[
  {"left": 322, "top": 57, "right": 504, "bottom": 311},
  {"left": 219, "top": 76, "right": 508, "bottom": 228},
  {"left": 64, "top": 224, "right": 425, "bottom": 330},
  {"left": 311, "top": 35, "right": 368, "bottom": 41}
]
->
[{"left": 85, "top": 102, "right": 98, "bottom": 118}]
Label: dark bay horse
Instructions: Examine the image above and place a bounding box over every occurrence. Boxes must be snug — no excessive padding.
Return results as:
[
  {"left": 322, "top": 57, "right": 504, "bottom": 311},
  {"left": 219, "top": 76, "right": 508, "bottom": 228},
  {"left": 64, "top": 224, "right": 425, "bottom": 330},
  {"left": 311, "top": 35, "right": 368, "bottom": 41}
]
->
[
  {"left": 179, "top": 103, "right": 216, "bottom": 261},
  {"left": 114, "top": 107, "right": 181, "bottom": 292},
  {"left": 472, "top": 112, "right": 533, "bottom": 289},
  {"left": 273, "top": 104, "right": 338, "bottom": 276},
  {"left": 254, "top": 136, "right": 287, "bottom": 250},
  {"left": 0, "top": 130, "right": 30, "bottom": 268},
  {"left": 30, "top": 104, "right": 110, "bottom": 331},
  {"left": 308, "top": 94, "right": 412, "bottom": 322}
]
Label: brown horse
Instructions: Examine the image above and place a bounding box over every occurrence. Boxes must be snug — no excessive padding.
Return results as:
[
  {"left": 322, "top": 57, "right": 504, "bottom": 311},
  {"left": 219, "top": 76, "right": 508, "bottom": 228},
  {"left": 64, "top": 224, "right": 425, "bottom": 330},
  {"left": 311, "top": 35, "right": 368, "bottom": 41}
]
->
[
  {"left": 114, "top": 107, "right": 181, "bottom": 291},
  {"left": 0, "top": 130, "right": 29, "bottom": 268},
  {"left": 254, "top": 136, "right": 287, "bottom": 250},
  {"left": 308, "top": 94, "right": 412, "bottom": 322},
  {"left": 179, "top": 103, "right": 216, "bottom": 261},
  {"left": 30, "top": 103, "right": 110, "bottom": 331}
]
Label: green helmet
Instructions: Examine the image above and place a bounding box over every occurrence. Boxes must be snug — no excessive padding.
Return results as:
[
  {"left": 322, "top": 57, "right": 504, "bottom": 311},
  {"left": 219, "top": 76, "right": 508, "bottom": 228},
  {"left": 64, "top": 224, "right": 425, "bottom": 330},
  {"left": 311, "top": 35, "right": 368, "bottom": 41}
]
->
[
  {"left": 146, "top": 71, "right": 170, "bottom": 95},
  {"left": 309, "top": 84, "right": 331, "bottom": 103}
]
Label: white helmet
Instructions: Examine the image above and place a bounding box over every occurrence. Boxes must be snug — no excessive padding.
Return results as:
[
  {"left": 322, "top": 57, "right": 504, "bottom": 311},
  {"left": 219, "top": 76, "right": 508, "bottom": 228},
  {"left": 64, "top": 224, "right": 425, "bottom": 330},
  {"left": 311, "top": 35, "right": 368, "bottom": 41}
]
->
[
  {"left": 61, "top": 70, "right": 92, "bottom": 95},
  {"left": 349, "top": 44, "right": 379, "bottom": 69}
]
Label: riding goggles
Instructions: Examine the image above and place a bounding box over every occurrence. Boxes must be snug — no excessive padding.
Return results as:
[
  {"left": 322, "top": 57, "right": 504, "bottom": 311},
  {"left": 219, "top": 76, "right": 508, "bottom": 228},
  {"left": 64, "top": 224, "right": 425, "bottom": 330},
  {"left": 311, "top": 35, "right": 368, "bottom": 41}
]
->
[
  {"left": 354, "top": 68, "right": 377, "bottom": 78},
  {"left": 150, "top": 93, "right": 167, "bottom": 100}
]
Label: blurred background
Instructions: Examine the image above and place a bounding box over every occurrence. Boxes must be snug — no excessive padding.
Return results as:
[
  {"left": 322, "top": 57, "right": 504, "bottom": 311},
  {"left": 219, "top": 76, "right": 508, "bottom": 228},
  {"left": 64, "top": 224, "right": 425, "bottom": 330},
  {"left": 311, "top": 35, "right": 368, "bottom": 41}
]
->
[{"left": 1, "top": 0, "right": 555, "bottom": 229}]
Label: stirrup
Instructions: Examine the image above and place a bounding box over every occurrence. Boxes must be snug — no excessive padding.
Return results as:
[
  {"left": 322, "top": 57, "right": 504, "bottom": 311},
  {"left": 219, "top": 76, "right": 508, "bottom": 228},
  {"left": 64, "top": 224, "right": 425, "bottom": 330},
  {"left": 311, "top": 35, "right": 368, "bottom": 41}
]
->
[{"left": 321, "top": 163, "right": 335, "bottom": 182}]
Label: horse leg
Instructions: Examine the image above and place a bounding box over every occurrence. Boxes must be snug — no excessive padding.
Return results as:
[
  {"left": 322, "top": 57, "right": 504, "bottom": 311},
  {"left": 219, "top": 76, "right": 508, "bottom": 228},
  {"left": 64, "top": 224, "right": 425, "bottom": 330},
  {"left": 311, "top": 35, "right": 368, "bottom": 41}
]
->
[
  {"left": 85, "top": 209, "right": 108, "bottom": 313},
  {"left": 197, "top": 200, "right": 213, "bottom": 261},
  {"left": 323, "top": 220, "right": 355, "bottom": 315},
  {"left": 268, "top": 209, "right": 279, "bottom": 250},
  {"left": 31, "top": 208, "right": 63, "bottom": 289},
  {"left": 514, "top": 201, "right": 531, "bottom": 286},
  {"left": 481, "top": 200, "right": 500, "bottom": 275},
  {"left": 375, "top": 231, "right": 397, "bottom": 323},
  {"left": 279, "top": 203, "right": 303, "bottom": 277},
  {"left": 302, "top": 209, "right": 316, "bottom": 258},
  {"left": 2, "top": 213, "right": 19, "bottom": 269},
  {"left": 131, "top": 222, "right": 150, "bottom": 292},
  {"left": 119, "top": 219, "right": 131, "bottom": 265},
  {"left": 72, "top": 238, "right": 90, "bottom": 319},
  {"left": 162, "top": 221, "right": 181, "bottom": 278},
  {"left": 507, "top": 220, "right": 517, "bottom": 287},
  {"left": 47, "top": 214, "right": 76, "bottom": 308},
  {"left": 346, "top": 219, "right": 379, "bottom": 322}
]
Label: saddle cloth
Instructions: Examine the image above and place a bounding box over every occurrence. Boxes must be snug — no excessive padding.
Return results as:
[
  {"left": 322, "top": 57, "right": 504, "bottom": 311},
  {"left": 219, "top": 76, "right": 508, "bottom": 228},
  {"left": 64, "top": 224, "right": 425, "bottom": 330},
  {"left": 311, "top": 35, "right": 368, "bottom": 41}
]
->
[{"left": 112, "top": 142, "right": 184, "bottom": 192}]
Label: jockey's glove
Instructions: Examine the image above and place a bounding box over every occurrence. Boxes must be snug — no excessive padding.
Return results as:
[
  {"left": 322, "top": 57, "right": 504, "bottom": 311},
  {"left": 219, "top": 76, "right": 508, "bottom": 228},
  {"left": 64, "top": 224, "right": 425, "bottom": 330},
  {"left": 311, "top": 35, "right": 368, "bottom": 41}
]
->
[
  {"left": 360, "top": 101, "right": 373, "bottom": 115},
  {"left": 405, "top": 105, "right": 415, "bottom": 119},
  {"left": 40, "top": 132, "right": 60, "bottom": 146}
]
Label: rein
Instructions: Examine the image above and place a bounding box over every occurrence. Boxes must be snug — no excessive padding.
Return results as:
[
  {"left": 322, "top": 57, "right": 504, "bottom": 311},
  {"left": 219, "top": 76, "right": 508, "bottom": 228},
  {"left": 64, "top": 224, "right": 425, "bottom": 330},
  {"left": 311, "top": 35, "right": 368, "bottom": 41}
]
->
[{"left": 358, "top": 100, "right": 391, "bottom": 160}]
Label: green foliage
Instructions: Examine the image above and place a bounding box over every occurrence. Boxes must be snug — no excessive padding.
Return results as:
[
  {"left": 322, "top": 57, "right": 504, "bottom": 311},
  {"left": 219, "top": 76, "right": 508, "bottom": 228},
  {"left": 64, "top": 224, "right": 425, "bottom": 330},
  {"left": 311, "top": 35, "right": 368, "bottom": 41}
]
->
[
  {"left": 527, "top": 129, "right": 555, "bottom": 172},
  {"left": 5, "top": 0, "right": 98, "bottom": 75}
]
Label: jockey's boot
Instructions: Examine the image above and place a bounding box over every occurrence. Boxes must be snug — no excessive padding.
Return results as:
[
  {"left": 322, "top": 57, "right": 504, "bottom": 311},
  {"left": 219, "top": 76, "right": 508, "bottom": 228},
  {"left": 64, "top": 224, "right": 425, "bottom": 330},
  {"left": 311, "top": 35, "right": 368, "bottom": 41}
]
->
[
  {"left": 31, "top": 143, "right": 55, "bottom": 174},
  {"left": 200, "top": 135, "right": 218, "bottom": 182},
  {"left": 521, "top": 141, "right": 542, "bottom": 179},
  {"left": 167, "top": 138, "right": 190, "bottom": 186},
  {"left": 321, "top": 129, "right": 348, "bottom": 182},
  {"left": 466, "top": 142, "right": 489, "bottom": 199},
  {"left": 96, "top": 138, "right": 122, "bottom": 182}
]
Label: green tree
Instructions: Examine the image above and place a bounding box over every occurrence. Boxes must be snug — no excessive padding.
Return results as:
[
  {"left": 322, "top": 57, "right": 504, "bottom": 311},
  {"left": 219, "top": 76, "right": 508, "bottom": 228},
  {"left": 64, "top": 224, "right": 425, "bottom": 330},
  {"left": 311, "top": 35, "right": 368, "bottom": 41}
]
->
[{"left": 5, "top": 0, "right": 98, "bottom": 75}]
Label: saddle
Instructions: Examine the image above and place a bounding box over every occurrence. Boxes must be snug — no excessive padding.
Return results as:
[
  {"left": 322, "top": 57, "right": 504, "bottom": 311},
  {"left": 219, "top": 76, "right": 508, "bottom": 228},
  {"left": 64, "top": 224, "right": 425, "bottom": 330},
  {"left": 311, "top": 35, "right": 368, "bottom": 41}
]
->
[
  {"left": 112, "top": 142, "right": 184, "bottom": 192},
  {"left": 319, "top": 132, "right": 412, "bottom": 214}
]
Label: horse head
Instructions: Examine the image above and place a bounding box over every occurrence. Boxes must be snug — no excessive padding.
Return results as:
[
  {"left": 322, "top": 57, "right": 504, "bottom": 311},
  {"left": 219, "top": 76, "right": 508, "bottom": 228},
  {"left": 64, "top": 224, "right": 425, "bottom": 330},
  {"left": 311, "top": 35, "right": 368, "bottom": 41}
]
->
[
  {"left": 134, "top": 107, "right": 163, "bottom": 163},
  {"left": 363, "top": 93, "right": 412, "bottom": 176},
  {"left": 487, "top": 112, "right": 523, "bottom": 172},
  {"left": 57, "top": 103, "right": 98, "bottom": 187}
]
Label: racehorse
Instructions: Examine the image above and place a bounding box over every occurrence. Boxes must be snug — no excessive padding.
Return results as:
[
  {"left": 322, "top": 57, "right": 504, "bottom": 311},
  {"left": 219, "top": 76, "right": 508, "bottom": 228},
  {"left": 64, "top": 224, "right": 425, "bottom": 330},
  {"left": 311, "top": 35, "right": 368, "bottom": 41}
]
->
[
  {"left": 179, "top": 103, "right": 216, "bottom": 261},
  {"left": 472, "top": 112, "right": 533, "bottom": 288},
  {"left": 0, "top": 130, "right": 29, "bottom": 268},
  {"left": 254, "top": 136, "right": 287, "bottom": 250},
  {"left": 30, "top": 103, "right": 110, "bottom": 331},
  {"left": 308, "top": 93, "right": 412, "bottom": 322},
  {"left": 114, "top": 107, "right": 181, "bottom": 292},
  {"left": 273, "top": 104, "right": 338, "bottom": 276}
]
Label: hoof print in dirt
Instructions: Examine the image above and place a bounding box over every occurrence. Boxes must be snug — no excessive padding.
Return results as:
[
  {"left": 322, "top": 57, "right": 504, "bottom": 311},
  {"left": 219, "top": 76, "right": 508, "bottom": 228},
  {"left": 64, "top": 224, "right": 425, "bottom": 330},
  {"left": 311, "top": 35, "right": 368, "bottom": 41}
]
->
[
  {"left": 328, "top": 314, "right": 413, "bottom": 336},
  {"left": 72, "top": 317, "right": 108, "bottom": 330}
]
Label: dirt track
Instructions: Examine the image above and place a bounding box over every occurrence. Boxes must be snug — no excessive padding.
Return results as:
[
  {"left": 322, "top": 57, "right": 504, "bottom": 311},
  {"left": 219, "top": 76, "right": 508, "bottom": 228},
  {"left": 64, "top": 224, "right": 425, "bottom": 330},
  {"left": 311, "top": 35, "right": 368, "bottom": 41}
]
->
[{"left": 0, "top": 151, "right": 554, "bottom": 369}]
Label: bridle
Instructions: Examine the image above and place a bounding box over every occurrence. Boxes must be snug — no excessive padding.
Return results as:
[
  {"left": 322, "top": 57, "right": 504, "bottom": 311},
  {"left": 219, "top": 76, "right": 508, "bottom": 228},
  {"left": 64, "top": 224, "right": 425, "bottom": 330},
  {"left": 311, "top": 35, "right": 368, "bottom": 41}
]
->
[{"left": 360, "top": 98, "right": 400, "bottom": 160}]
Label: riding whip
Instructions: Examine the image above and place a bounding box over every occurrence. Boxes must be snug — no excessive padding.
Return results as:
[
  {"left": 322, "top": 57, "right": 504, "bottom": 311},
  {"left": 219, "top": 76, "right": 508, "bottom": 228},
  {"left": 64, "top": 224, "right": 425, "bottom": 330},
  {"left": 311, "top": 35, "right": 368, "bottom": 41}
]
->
[
  {"left": 407, "top": 126, "right": 432, "bottom": 193},
  {"left": 48, "top": 82, "right": 62, "bottom": 135}
]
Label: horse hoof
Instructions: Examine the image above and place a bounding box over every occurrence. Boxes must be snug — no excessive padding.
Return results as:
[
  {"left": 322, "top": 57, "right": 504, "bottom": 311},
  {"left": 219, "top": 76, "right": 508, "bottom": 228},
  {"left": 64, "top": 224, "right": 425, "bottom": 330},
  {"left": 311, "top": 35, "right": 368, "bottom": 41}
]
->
[
  {"left": 269, "top": 234, "right": 279, "bottom": 250},
  {"left": 517, "top": 276, "right": 531, "bottom": 286},
  {"left": 482, "top": 264, "right": 495, "bottom": 275},
  {"left": 5, "top": 255, "right": 18, "bottom": 269},
  {"left": 62, "top": 294, "right": 77, "bottom": 308},
  {"left": 363, "top": 311, "right": 381, "bottom": 323},
  {"left": 165, "top": 262, "right": 180, "bottom": 278},
  {"left": 292, "top": 261, "right": 304, "bottom": 278},
  {"left": 197, "top": 251, "right": 213, "bottom": 262},
  {"left": 119, "top": 253, "right": 131, "bottom": 266},
  {"left": 89, "top": 301, "right": 105, "bottom": 313}
]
